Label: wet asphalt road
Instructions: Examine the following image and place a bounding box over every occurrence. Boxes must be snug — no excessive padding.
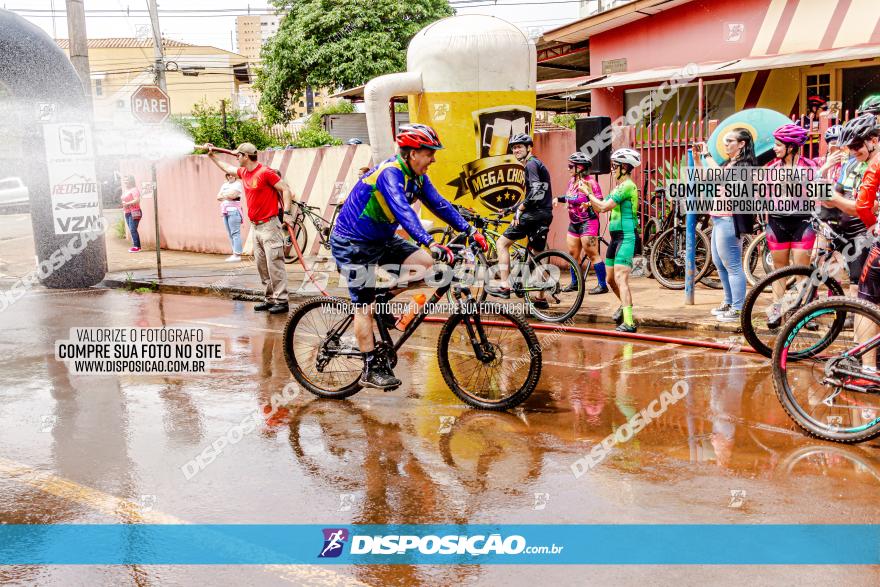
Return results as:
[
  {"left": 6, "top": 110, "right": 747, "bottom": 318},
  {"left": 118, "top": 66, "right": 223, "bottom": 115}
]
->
[{"left": 1, "top": 289, "right": 879, "bottom": 586}]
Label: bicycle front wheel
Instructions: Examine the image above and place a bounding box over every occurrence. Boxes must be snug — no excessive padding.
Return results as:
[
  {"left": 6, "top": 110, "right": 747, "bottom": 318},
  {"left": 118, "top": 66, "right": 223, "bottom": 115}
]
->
[
  {"left": 649, "top": 227, "right": 710, "bottom": 290},
  {"left": 741, "top": 265, "right": 845, "bottom": 358},
  {"left": 772, "top": 297, "right": 880, "bottom": 443},
  {"left": 522, "top": 250, "right": 585, "bottom": 323},
  {"left": 283, "top": 218, "right": 309, "bottom": 264},
  {"left": 437, "top": 304, "right": 542, "bottom": 410},
  {"left": 283, "top": 296, "right": 363, "bottom": 398}
]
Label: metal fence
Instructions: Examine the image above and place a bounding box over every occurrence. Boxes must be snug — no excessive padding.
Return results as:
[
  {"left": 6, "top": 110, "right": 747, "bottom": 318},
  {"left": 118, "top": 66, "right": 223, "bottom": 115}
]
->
[{"left": 623, "top": 109, "right": 859, "bottom": 228}]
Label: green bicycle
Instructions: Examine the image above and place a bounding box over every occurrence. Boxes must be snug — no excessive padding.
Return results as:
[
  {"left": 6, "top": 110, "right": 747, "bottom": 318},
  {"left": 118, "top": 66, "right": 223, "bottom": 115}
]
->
[{"left": 431, "top": 205, "right": 585, "bottom": 323}]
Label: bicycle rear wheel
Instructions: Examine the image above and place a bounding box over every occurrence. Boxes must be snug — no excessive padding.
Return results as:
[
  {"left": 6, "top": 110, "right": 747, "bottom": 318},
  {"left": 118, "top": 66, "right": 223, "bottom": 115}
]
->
[
  {"left": 741, "top": 265, "right": 845, "bottom": 358},
  {"left": 744, "top": 232, "right": 772, "bottom": 286},
  {"left": 283, "top": 217, "right": 309, "bottom": 264},
  {"left": 649, "top": 226, "right": 710, "bottom": 290},
  {"left": 437, "top": 304, "right": 542, "bottom": 410},
  {"left": 283, "top": 297, "right": 363, "bottom": 398},
  {"left": 522, "top": 250, "right": 585, "bottom": 323},
  {"left": 772, "top": 297, "right": 880, "bottom": 443}
]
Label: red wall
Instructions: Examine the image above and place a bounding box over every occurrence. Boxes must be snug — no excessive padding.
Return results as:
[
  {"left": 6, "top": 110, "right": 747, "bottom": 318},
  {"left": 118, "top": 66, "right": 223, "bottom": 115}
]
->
[
  {"left": 589, "top": 0, "right": 771, "bottom": 75},
  {"left": 588, "top": 0, "right": 773, "bottom": 120}
]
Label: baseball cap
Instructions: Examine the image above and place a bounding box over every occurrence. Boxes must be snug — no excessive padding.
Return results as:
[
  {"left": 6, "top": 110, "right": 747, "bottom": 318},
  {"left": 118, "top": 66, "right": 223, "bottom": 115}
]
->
[{"left": 234, "top": 143, "right": 258, "bottom": 156}]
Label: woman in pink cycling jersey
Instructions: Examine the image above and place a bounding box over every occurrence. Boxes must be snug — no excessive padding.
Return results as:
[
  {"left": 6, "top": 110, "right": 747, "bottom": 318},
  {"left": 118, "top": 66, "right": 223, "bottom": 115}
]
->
[
  {"left": 555, "top": 152, "right": 607, "bottom": 294},
  {"left": 765, "top": 123, "right": 818, "bottom": 271}
]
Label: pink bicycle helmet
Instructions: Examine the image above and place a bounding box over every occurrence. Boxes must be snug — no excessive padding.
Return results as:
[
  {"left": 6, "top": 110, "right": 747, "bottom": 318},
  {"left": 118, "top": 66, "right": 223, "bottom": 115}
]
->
[{"left": 773, "top": 123, "right": 809, "bottom": 146}]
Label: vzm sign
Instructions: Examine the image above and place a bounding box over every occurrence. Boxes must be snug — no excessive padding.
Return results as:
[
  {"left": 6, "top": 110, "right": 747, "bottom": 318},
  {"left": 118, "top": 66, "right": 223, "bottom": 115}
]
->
[{"left": 131, "top": 85, "right": 170, "bottom": 124}]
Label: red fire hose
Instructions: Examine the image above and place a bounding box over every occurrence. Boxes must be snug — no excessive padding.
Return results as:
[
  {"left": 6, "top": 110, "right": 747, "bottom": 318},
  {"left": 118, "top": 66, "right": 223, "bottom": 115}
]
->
[{"left": 422, "top": 316, "right": 756, "bottom": 353}]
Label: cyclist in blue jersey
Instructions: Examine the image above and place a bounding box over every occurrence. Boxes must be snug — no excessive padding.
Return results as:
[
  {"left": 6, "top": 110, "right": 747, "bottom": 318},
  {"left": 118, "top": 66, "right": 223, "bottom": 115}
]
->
[{"left": 330, "top": 123, "right": 487, "bottom": 390}]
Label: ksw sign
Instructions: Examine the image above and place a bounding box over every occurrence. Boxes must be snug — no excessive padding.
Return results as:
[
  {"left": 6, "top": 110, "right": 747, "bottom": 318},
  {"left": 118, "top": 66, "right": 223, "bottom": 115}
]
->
[{"left": 131, "top": 85, "right": 170, "bottom": 124}]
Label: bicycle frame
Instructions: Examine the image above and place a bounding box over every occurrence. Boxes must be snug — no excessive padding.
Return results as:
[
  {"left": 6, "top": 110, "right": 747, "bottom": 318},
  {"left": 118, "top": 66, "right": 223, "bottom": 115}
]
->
[
  {"left": 318, "top": 245, "right": 500, "bottom": 363},
  {"left": 290, "top": 200, "right": 344, "bottom": 250}
]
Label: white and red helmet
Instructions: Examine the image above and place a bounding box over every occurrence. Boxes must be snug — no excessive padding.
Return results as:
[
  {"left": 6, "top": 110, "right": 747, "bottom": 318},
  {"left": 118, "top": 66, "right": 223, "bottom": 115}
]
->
[{"left": 396, "top": 124, "right": 443, "bottom": 150}]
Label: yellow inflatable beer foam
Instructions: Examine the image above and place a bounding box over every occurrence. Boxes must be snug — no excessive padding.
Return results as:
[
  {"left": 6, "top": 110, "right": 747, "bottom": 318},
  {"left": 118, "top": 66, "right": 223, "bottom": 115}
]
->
[{"left": 406, "top": 16, "right": 537, "bottom": 222}]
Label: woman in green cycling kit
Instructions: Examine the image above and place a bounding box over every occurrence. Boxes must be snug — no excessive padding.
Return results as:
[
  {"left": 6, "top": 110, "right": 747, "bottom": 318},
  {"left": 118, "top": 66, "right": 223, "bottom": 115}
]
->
[{"left": 588, "top": 148, "right": 641, "bottom": 333}]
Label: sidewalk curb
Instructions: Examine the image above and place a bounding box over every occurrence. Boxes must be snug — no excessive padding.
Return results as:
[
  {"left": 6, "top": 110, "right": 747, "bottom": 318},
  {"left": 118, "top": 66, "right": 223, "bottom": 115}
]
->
[{"left": 99, "top": 277, "right": 741, "bottom": 335}]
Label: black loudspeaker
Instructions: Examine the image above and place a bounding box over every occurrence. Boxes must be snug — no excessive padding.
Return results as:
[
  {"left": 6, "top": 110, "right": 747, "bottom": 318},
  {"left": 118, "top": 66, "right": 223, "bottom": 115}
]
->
[{"left": 575, "top": 116, "right": 612, "bottom": 175}]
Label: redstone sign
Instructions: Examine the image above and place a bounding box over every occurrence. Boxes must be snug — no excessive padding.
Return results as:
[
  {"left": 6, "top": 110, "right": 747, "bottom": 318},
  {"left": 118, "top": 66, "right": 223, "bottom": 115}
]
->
[{"left": 131, "top": 85, "right": 170, "bottom": 124}]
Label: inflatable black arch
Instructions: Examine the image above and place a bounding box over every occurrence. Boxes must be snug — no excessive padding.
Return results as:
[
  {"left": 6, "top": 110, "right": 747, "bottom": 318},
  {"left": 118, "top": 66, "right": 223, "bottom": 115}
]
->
[{"left": 1, "top": 9, "right": 107, "bottom": 288}]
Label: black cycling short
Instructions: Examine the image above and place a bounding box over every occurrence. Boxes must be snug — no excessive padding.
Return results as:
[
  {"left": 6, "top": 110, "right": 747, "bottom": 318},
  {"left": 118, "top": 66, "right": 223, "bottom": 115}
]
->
[
  {"left": 766, "top": 215, "right": 816, "bottom": 250},
  {"left": 503, "top": 209, "right": 553, "bottom": 252},
  {"left": 858, "top": 243, "right": 880, "bottom": 304},
  {"left": 842, "top": 234, "right": 872, "bottom": 284},
  {"left": 330, "top": 233, "right": 420, "bottom": 304}
]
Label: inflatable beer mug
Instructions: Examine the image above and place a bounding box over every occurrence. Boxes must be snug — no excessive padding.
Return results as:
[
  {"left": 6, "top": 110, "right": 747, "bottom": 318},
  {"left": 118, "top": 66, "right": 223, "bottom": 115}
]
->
[{"left": 363, "top": 15, "right": 536, "bottom": 218}]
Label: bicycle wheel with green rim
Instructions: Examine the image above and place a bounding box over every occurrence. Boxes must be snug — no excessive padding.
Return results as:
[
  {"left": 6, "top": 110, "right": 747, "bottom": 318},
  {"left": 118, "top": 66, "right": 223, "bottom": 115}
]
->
[
  {"left": 436, "top": 303, "right": 542, "bottom": 410},
  {"left": 648, "top": 226, "right": 711, "bottom": 290},
  {"left": 772, "top": 297, "right": 880, "bottom": 443},
  {"left": 283, "top": 296, "right": 363, "bottom": 398},
  {"left": 741, "top": 265, "right": 845, "bottom": 358},
  {"left": 283, "top": 217, "right": 309, "bottom": 264},
  {"left": 521, "top": 249, "right": 585, "bottom": 323}
]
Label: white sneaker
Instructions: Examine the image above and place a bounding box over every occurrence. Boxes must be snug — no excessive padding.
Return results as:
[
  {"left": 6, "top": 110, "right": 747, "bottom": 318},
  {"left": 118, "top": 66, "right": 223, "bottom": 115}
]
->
[
  {"left": 716, "top": 308, "right": 741, "bottom": 323},
  {"left": 766, "top": 302, "right": 782, "bottom": 327},
  {"left": 225, "top": 255, "right": 242, "bottom": 262},
  {"left": 711, "top": 303, "right": 731, "bottom": 316}
]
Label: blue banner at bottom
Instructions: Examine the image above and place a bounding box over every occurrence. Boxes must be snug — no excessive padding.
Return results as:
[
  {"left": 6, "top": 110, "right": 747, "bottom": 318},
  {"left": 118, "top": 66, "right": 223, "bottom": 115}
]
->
[{"left": 0, "top": 524, "right": 878, "bottom": 565}]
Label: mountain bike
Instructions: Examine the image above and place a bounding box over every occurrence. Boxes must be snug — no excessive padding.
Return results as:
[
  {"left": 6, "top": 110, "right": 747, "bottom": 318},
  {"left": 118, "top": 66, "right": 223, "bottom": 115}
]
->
[
  {"left": 772, "top": 296, "right": 880, "bottom": 443},
  {"left": 282, "top": 199, "right": 345, "bottom": 264},
  {"left": 282, "top": 236, "right": 543, "bottom": 410},
  {"left": 743, "top": 222, "right": 774, "bottom": 286},
  {"left": 646, "top": 188, "right": 712, "bottom": 289},
  {"left": 741, "top": 214, "right": 847, "bottom": 358},
  {"left": 433, "top": 205, "right": 585, "bottom": 323}
]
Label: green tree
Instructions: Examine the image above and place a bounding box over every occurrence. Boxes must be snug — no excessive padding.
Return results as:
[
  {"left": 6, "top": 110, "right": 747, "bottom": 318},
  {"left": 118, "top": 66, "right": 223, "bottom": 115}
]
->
[
  {"left": 551, "top": 114, "right": 578, "bottom": 129},
  {"left": 173, "top": 101, "right": 281, "bottom": 151},
  {"left": 289, "top": 102, "right": 354, "bottom": 147},
  {"left": 258, "top": 0, "right": 453, "bottom": 123}
]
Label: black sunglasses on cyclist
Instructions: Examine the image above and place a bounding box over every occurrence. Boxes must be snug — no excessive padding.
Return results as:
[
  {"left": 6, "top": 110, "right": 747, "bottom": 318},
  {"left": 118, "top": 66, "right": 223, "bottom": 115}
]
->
[
  {"left": 848, "top": 140, "right": 866, "bottom": 150},
  {"left": 567, "top": 164, "right": 576, "bottom": 169}
]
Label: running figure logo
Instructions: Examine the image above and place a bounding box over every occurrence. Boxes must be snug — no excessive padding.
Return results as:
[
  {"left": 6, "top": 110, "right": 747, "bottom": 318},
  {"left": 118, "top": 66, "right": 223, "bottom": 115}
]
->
[{"left": 318, "top": 528, "right": 349, "bottom": 558}]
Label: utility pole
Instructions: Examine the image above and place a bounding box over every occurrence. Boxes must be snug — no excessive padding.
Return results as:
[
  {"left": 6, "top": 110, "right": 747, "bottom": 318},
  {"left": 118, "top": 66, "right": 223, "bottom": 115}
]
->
[
  {"left": 146, "top": 0, "right": 167, "bottom": 92},
  {"left": 146, "top": 0, "right": 166, "bottom": 279},
  {"left": 65, "top": 0, "right": 92, "bottom": 107},
  {"left": 220, "top": 99, "right": 231, "bottom": 149}
]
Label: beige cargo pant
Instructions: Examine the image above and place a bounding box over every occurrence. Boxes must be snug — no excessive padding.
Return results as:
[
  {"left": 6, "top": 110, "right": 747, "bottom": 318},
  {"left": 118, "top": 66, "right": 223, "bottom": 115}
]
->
[{"left": 252, "top": 218, "right": 289, "bottom": 304}]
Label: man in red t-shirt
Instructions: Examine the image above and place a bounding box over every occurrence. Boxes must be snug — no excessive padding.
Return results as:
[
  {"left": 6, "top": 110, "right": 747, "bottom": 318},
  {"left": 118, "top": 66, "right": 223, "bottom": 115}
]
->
[{"left": 207, "top": 142, "right": 294, "bottom": 313}]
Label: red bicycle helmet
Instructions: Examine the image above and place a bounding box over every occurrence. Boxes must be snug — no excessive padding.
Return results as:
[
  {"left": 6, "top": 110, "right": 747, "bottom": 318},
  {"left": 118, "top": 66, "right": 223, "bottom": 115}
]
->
[
  {"left": 395, "top": 124, "right": 443, "bottom": 150},
  {"left": 807, "top": 95, "right": 827, "bottom": 107},
  {"left": 773, "top": 123, "right": 809, "bottom": 146}
]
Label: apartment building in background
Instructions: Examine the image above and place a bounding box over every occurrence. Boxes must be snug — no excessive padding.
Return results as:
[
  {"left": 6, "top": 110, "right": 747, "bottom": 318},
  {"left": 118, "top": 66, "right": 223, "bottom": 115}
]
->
[
  {"left": 235, "top": 14, "right": 336, "bottom": 119},
  {"left": 235, "top": 14, "right": 282, "bottom": 62}
]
